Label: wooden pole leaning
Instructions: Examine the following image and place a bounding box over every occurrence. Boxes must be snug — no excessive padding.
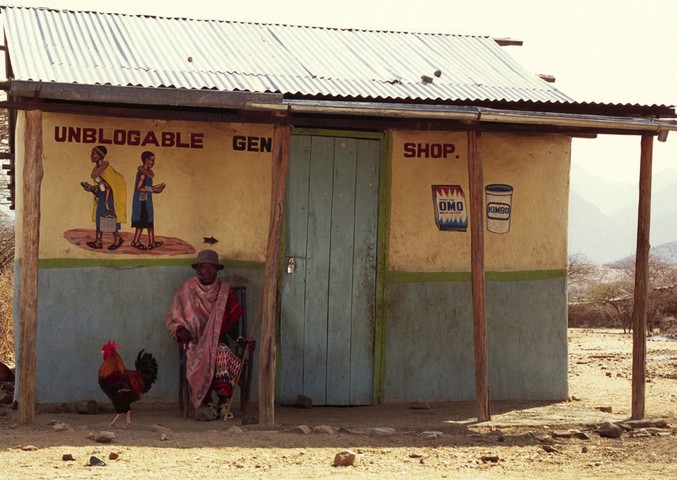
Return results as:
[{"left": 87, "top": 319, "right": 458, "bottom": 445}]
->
[
  {"left": 18, "top": 109, "right": 43, "bottom": 425},
  {"left": 259, "top": 121, "right": 291, "bottom": 425},
  {"left": 223, "top": 296, "right": 263, "bottom": 421}
]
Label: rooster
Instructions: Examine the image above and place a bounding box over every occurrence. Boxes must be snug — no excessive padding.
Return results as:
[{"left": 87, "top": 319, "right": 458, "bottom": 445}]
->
[{"left": 98, "top": 340, "right": 158, "bottom": 427}]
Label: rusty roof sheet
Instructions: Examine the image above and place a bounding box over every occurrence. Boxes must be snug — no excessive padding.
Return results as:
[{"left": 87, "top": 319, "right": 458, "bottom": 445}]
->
[{"left": 1, "top": 6, "right": 577, "bottom": 105}]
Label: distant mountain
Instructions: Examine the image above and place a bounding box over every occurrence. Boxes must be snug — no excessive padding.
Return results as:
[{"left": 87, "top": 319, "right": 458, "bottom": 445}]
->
[
  {"left": 570, "top": 163, "right": 636, "bottom": 216},
  {"left": 651, "top": 241, "right": 677, "bottom": 264},
  {"left": 568, "top": 164, "right": 677, "bottom": 265},
  {"left": 568, "top": 191, "right": 636, "bottom": 264}
]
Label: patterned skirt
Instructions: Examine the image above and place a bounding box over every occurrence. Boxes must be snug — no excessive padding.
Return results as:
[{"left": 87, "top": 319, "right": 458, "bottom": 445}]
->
[{"left": 211, "top": 343, "right": 242, "bottom": 398}]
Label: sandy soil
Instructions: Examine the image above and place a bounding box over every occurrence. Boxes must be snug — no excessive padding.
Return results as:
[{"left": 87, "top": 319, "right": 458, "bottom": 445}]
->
[{"left": 0, "top": 328, "right": 675, "bottom": 479}]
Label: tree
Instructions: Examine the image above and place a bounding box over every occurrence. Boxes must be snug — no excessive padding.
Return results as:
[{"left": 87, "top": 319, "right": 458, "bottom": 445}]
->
[
  {"left": 611, "top": 254, "right": 677, "bottom": 333},
  {"left": 568, "top": 253, "right": 595, "bottom": 284}
]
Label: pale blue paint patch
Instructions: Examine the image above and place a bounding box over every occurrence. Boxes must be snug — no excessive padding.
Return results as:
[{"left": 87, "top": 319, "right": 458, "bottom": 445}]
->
[
  {"left": 382, "top": 277, "right": 567, "bottom": 402},
  {"left": 486, "top": 278, "right": 568, "bottom": 400},
  {"left": 14, "top": 264, "right": 263, "bottom": 404},
  {"left": 383, "top": 282, "right": 476, "bottom": 402}
]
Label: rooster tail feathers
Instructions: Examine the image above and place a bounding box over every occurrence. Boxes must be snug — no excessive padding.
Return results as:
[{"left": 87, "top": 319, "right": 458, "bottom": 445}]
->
[{"left": 135, "top": 349, "right": 159, "bottom": 393}]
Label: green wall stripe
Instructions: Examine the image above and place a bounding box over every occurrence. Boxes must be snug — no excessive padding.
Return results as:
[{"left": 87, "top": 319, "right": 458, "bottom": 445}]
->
[
  {"left": 386, "top": 269, "right": 566, "bottom": 284},
  {"left": 38, "top": 258, "right": 265, "bottom": 270},
  {"left": 486, "top": 269, "right": 567, "bottom": 281}
]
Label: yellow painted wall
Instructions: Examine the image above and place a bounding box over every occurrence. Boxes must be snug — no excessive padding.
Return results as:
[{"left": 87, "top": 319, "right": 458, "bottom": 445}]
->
[
  {"left": 389, "top": 130, "right": 571, "bottom": 272},
  {"left": 37, "top": 113, "right": 273, "bottom": 261}
]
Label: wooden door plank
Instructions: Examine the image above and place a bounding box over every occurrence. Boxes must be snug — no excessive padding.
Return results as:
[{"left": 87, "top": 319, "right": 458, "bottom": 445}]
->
[
  {"left": 349, "top": 139, "right": 380, "bottom": 404},
  {"left": 302, "top": 136, "right": 334, "bottom": 404},
  {"left": 326, "top": 138, "right": 358, "bottom": 405},
  {"left": 280, "top": 135, "right": 311, "bottom": 404}
]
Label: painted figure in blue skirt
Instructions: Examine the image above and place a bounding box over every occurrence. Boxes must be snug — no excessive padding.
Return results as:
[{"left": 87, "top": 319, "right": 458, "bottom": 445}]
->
[{"left": 130, "top": 150, "right": 166, "bottom": 250}]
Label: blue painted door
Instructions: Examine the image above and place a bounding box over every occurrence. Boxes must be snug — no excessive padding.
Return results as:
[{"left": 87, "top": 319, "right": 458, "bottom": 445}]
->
[{"left": 280, "top": 134, "right": 380, "bottom": 405}]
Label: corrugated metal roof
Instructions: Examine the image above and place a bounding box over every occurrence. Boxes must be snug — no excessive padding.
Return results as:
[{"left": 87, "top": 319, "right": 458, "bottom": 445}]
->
[{"left": 1, "top": 6, "right": 575, "bottom": 105}]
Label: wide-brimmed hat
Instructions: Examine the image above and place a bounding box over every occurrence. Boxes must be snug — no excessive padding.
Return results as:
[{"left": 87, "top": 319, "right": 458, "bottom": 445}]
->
[{"left": 191, "top": 249, "right": 224, "bottom": 270}]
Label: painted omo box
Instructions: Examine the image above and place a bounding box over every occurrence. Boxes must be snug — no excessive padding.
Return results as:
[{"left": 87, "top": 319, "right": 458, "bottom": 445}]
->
[{"left": 432, "top": 185, "right": 467, "bottom": 232}]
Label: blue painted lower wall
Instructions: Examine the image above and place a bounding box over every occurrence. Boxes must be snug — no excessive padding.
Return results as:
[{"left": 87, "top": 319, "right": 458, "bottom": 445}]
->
[
  {"left": 14, "top": 264, "right": 263, "bottom": 404},
  {"left": 15, "top": 263, "right": 565, "bottom": 405},
  {"left": 382, "top": 276, "right": 568, "bottom": 402}
]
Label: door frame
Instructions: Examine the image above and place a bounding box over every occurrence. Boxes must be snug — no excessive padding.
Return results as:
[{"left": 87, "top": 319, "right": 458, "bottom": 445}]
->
[{"left": 278, "top": 127, "right": 390, "bottom": 405}]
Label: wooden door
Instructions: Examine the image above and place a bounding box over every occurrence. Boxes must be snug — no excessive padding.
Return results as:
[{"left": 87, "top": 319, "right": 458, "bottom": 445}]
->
[{"left": 280, "top": 134, "right": 380, "bottom": 405}]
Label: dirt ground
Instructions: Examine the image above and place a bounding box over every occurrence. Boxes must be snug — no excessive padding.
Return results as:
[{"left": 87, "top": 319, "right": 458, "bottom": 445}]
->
[{"left": 0, "top": 328, "right": 675, "bottom": 479}]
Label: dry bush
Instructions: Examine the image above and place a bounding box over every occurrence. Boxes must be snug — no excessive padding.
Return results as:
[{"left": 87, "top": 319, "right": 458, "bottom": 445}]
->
[
  {"left": 0, "top": 267, "right": 13, "bottom": 366},
  {"left": 0, "top": 214, "right": 14, "bottom": 366}
]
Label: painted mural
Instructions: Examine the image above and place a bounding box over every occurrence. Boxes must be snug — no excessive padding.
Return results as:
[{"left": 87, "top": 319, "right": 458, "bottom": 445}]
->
[
  {"left": 38, "top": 113, "right": 274, "bottom": 262},
  {"left": 75, "top": 147, "right": 172, "bottom": 253},
  {"left": 390, "top": 130, "right": 570, "bottom": 272},
  {"left": 485, "top": 183, "right": 513, "bottom": 234},
  {"left": 432, "top": 185, "right": 467, "bottom": 231},
  {"left": 431, "top": 183, "right": 514, "bottom": 234}
]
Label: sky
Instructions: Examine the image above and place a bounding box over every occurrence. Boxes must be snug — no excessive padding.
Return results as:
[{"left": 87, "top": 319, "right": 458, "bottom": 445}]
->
[{"left": 3, "top": 0, "right": 677, "bottom": 184}]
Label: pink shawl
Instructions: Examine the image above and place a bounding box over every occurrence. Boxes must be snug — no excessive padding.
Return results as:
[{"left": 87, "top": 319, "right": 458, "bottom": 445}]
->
[{"left": 165, "top": 276, "right": 231, "bottom": 408}]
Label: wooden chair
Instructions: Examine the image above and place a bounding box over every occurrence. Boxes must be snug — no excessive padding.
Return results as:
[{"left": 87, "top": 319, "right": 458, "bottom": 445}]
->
[{"left": 178, "top": 286, "right": 253, "bottom": 417}]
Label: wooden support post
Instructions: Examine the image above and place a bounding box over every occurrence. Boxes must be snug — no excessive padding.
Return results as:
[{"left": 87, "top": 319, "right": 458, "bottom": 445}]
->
[
  {"left": 18, "top": 109, "right": 43, "bottom": 424},
  {"left": 467, "top": 129, "right": 490, "bottom": 422},
  {"left": 258, "top": 122, "right": 290, "bottom": 425},
  {"left": 631, "top": 134, "right": 652, "bottom": 419}
]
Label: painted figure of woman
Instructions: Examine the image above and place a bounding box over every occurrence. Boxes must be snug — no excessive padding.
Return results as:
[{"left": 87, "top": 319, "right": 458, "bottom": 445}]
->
[
  {"left": 131, "top": 150, "right": 166, "bottom": 250},
  {"left": 81, "top": 145, "right": 127, "bottom": 250}
]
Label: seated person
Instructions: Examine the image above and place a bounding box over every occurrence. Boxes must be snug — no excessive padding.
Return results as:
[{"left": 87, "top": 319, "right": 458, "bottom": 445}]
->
[{"left": 165, "top": 249, "right": 254, "bottom": 420}]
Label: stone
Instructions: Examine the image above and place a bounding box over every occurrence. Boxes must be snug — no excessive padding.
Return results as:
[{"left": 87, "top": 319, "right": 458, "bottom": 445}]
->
[
  {"left": 62, "top": 453, "right": 75, "bottom": 461},
  {"left": 338, "top": 427, "right": 369, "bottom": 435},
  {"left": 88, "top": 456, "right": 106, "bottom": 467},
  {"left": 481, "top": 455, "right": 500, "bottom": 463},
  {"left": 421, "top": 431, "right": 443, "bottom": 438},
  {"left": 629, "top": 428, "right": 651, "bottom": 438},
  {"left": 108, "top": 452, "right": 119, "bottom": 460},
  {"left": 333, "top": 450, "right": 357, "bottom": 467},
  {"left": 75, "top": 400, "right": 98, "bottom": 415},
  {"left": 370, "top": 427, "right": 397, "bottom": 437},
  {"left": 296, "top": 395, "right": 312, "bottom": 409},
  {"left": 285, "top": 425, "right": 312, "bottom": 434},
  {"left": 94, "top": 431, "right": 115, "bottom": 443},
  {"left": 313, "top": 425, "right": 337, "bottom": 434},
  {"left": 52, "top": 422, "right": 71, "bottom": 432},
  {"left": 595, "top": 406, "right": 613, "bottom": 413},
  {"left": 552, "top": 430, "right": 574, "bottom": 439},
  {"left": 624, "top": 419, "right": 669, "bottom": 429},
  {"left": 598, "top": 422, "right": 623, "bottom": 439}
]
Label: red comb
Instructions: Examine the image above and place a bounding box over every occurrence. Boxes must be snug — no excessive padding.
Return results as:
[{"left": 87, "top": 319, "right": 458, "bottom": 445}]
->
[{"left": 102, "top": 340, "right": 119, "bottom": 357}]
